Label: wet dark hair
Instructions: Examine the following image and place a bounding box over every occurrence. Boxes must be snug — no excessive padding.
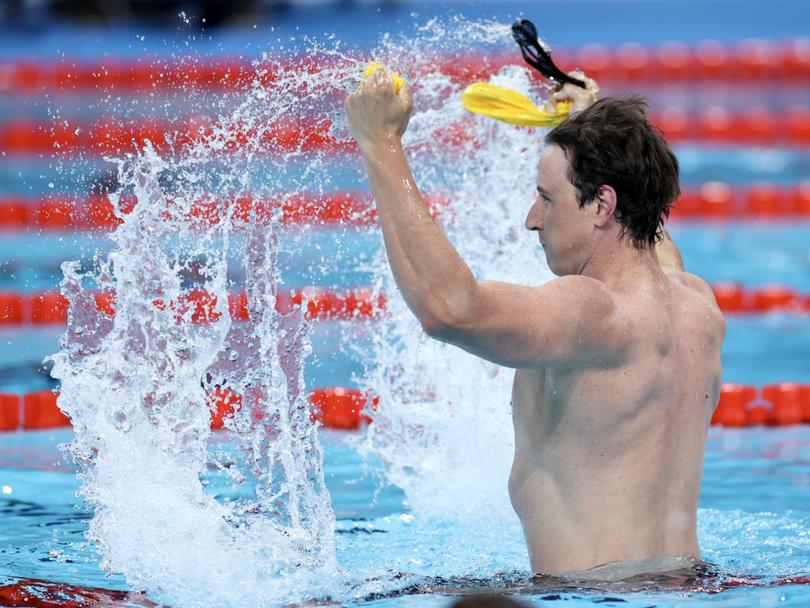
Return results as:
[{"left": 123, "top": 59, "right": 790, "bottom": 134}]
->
[{"left": 545, "top": 96, "right": 680, "bottom": 248}]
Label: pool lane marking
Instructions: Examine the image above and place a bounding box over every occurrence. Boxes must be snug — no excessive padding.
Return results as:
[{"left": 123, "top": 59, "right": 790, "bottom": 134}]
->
[
  {"left": 2, "top": 183, "right": 810, "bottom": 232},
  {"left": 0, "top": 284, "right": 809, "bottom": 327},
  {"left": 2, "top": 38, "right": 809, "bottom": 96},
  {"left": 0, "top": 383, "right": 809, "bottom": 432},
  {"left": 1, "top": 108, "right": 810, "bottom": 156}
]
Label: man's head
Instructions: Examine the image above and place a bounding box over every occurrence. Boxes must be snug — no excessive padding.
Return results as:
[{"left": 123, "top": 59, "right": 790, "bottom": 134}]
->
[{"left": 525, "top": 97, "right": 680, "bottom": 276}]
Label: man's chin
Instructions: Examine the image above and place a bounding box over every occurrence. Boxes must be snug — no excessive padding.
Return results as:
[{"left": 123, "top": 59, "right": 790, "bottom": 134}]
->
[{"left": 545, "top": 256, "right": 566, "bottom": 277}]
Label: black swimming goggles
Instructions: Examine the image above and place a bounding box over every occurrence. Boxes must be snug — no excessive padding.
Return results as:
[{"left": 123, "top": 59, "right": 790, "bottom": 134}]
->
[{"left": 511, "top": 19, "right": 586, "bottom": 89}]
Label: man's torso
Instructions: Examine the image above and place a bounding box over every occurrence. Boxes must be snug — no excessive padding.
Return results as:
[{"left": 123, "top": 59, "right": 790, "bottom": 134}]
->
[{"left": 508, "top": 269, "right": 724, "bottom": 575}]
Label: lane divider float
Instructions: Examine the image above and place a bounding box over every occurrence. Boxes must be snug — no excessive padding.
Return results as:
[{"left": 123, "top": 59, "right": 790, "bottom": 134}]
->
[
  {"left": 713, "top": 382, "right": 810, "bottom": 427},
  {"left": 0, "top": 192, "right": 378, "bottom": 231},
  {"left": 1, "top": 283, "right": 810, "bottom": 327},
  {"left": 0, "top": 288, "right": 387, "bottom": 325},
  {"left": 1, "top": 383, "right": 808, "bottom": 432},
  {"left": 0, "top": 387, "right": 374, "bottom": 432},
  {"left": 2, "top": 38, "right": 809, "bottom": 95},
  {"left": 1, "top": 183, "right": 809, "bottom": 232},
  {"left": 2, "top": 107, "right": 810, "bottom": 157}
]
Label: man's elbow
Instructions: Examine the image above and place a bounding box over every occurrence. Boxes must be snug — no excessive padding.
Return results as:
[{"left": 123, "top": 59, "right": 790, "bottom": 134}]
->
[
  {"left": 419, "top": 312, "right": 454, "bottom": 340},
  {"left": 412, "top": 284, "right": 480, "bottom": 340},
  {"left": 418, "top": 300, "right": 471, "bottom": 341}
]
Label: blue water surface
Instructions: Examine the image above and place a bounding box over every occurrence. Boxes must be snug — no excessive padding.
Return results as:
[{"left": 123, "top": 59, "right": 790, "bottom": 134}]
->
[{"left": 0, "top": 425, "right": 809, "bottom": 606}]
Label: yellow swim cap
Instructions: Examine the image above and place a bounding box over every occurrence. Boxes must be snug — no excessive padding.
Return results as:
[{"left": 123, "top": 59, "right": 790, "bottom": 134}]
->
[
  {"left": 461, "top": 82, "right": 571, "bottom": 127},
  {"left": 362, "top": 60, "right": 405, "bottom": 94}
]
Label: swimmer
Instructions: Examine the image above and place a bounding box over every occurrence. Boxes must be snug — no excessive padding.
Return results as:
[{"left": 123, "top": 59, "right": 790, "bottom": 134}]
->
[{"left": 344, "top": 68, "right": 724, "bottom": 579}]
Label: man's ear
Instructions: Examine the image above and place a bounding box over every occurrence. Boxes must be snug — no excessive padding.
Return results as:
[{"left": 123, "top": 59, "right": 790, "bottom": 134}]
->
[{"left": 594, "top": 185, "right": 617, "bottom": 227}]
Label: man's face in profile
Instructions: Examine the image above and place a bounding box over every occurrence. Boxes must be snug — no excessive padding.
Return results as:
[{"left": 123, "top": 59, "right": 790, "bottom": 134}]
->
[{"left": 525, "top": 144, "right": 598, "bottom": 276}]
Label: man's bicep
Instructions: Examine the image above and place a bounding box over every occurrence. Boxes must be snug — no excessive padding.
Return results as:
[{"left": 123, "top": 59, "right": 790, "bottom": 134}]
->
[{"left": 436, "top": 277, "right": 626, "bottom": 369}]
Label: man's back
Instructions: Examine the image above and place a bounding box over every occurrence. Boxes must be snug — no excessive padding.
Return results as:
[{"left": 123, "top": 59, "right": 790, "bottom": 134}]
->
[
  {"left": 508, "top": 265, "right": 724, "bottom": 576},
  {"left": 345, "top": 70, "right": 722, "bottom": 577}
]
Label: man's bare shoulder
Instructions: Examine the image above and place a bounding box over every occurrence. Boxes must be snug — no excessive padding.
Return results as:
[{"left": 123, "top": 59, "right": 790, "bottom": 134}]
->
[
  {"left": 538, "top": 274, "right": 620, "bottom": 315},
  {"left": 665, "top": 270, "right": 726, "bottom": 336},
  {"left": 537, "top": 275, "right": 633, "bottom": 362},
  {"left": 666, "top": 270, "right": 717, "bottom": 304}
]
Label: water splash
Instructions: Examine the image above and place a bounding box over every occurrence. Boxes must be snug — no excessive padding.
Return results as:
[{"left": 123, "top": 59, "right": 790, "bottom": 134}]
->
[
  {"left": 46, "top": 14, "right": 561, "bottom": 604},
  {"left": 46, "top": 48, "right": 375, "bottom": 606},
  {"left": 350, "top": 36, "right": 555, "bottom": 527}
]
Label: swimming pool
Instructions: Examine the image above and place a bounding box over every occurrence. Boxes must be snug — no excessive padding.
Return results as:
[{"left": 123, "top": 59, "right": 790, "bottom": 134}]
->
[
  {"left": 2, "top": 425, "right": 809, "bottom": 606},
  {"left": 2, "top": 4, "right": 810, "bottom": 607}
]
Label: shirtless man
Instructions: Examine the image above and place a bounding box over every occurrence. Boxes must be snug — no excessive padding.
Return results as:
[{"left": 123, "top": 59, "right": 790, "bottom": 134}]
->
[{"left": 344, "top": 69, "right": 725, "bottom": 579}]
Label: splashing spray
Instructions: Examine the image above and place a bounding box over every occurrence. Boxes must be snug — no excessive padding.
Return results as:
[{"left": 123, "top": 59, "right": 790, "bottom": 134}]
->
[
  {"left": 47, "top": 50, "right": 369, "bottom": 606},
  {"left": 350, "top": 38, "right": 555, "bottom": 531},
  {"left": 48, "top": 17, "right": 556, "bottom": 603}
]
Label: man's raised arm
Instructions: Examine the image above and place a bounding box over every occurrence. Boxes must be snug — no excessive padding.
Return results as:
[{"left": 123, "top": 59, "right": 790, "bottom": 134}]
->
[
  {"left": 344, "top": 69, "right": 479, "bottom": 335},
  {"left": 344, "top": 69, "right": 630, "bottom": 369}
]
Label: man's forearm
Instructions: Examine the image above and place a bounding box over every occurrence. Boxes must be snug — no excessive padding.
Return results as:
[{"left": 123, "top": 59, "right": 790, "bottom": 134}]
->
[{"left": 359, "top": 139, "right": 477, "bottom": 330}]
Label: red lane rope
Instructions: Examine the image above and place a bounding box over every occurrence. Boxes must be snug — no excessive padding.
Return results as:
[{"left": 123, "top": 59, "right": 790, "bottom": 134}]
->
[
  {"left": 0, "top": 288, "right": 387, "bottom": 325},
  {"left": 0, "top": 192, "right": 379, "bottom": 231},
  {"left": 0, "top": 383, "right": 808, "bottom": 432},
  {"left": 2, "top": 107, "right": 810, "bottom": 156},
  {"left": 713, "top": 383, "right": 810, "bottom": 427},
  {"left": 1, "top": 38, "right": 809, "bottom": 95},
  {"left": 1, "top": 183, "right": 808, "bottom": 232},
  {"left": 0, "top": 283, "right": 808, "bottom": 327},
  {"left": 0, "top": 387, "right": 373, "bottom": 431}
]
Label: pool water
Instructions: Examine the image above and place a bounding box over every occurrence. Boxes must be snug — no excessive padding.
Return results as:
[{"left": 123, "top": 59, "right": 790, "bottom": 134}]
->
[{"left": 1, "top": 425, "right": 809, "bottom": 606}]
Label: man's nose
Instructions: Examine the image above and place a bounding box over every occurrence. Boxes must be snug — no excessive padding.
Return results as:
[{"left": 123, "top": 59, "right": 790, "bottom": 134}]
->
[{"left": 525, "top": 200, "right": 544, "bottom": 231}]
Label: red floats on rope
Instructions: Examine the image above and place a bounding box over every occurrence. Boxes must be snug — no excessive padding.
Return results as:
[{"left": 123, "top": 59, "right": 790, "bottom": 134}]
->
[
  {"left": 2, "top": 39, "right": 810, "bottom": 97},
  {"left": 1, "top": 384, "right": 808, "bottom": 432},
  {"left": 4, "top": 110, "right": 810, "bottom": 158},
  {"left": 795, "top": 181, "right": 810, "bottom": 215},
  {"left": 712, "top": 383, "right": 810, "bottom": 427},
  {"left": 655, "top": 107, "right": 690, "bottom": 141},
  {"left": 694, "top": 40, "right": 732, "bottom": 80},
  {"left": 711, "top": 284, "right": 810, "bottom": 314},
  {"left": 0, "top": 293, "right": 24, "bottom": 324},
  {"left": 751, "top": 285, "right": 803, "bottom": 312},
  {"left": 310, "top": 387, "right": 374, "bottom": 430},
  {"left": 736, "top": 39, "right": 784, "bottom": 79},
  {"left": 698, "top": 181, "right": 734, "bottom": 217},
  {"left": 711, "top": 384, "right": 756, "bottom": 427},
  {"left": 745, "top": 182, "right": 783, "bottom": 216},
  {"left": 0, "top": 393, "right": 20, "bottom": 431},
  {"left": 30, "top": 292, "right": 69, "bottom": 324},
  {"left": 1, "top": 284, "right": 810, "bottom": 326},
  {"left": 787, "top": 107, "right": 810, "bottom": 144},
  {"left": 179, "top": 385, "right": 375, "bottom": 431},
  {"left": 614, "top": 42, "right": 651, "bottom": 81},
  {"left": 712, "top": 283, "right": 746, "bottom": 313},
  {"left": 207, "top": 387, "right": 244, "bottom": 430},
  {"left": 784, "top": 38, "right": 810, "bottom": 78},
  {"left": 2, "top": 183, "right": 809, "bottom": 235},
  {"left": 762, "top": 383, "right": 805, "bottom": 426},
  {"left": 22, "top": 390, "right": 70, "bottom": 429},
  {"left": 0, "top": 196, "right": 28, "bottom": 227},
  {"left": 653, "top": 42, "right": 692, "bottom": 82},
  {"left": 671, "top": 180, "right": 810, "bottom": 219},
  {"left": 2, "top": 288, "right": 387, "bottom": 325}
]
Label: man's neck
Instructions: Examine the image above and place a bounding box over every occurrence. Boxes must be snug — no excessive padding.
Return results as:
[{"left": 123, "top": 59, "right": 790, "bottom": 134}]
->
[{"left": 577, "top": 235, "right": 661, "bottom": 288}]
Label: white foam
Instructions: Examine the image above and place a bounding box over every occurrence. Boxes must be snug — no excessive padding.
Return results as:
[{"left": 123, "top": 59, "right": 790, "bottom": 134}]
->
[{"left": 48, "top": 17, "right": 557, "bottom": 605}]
